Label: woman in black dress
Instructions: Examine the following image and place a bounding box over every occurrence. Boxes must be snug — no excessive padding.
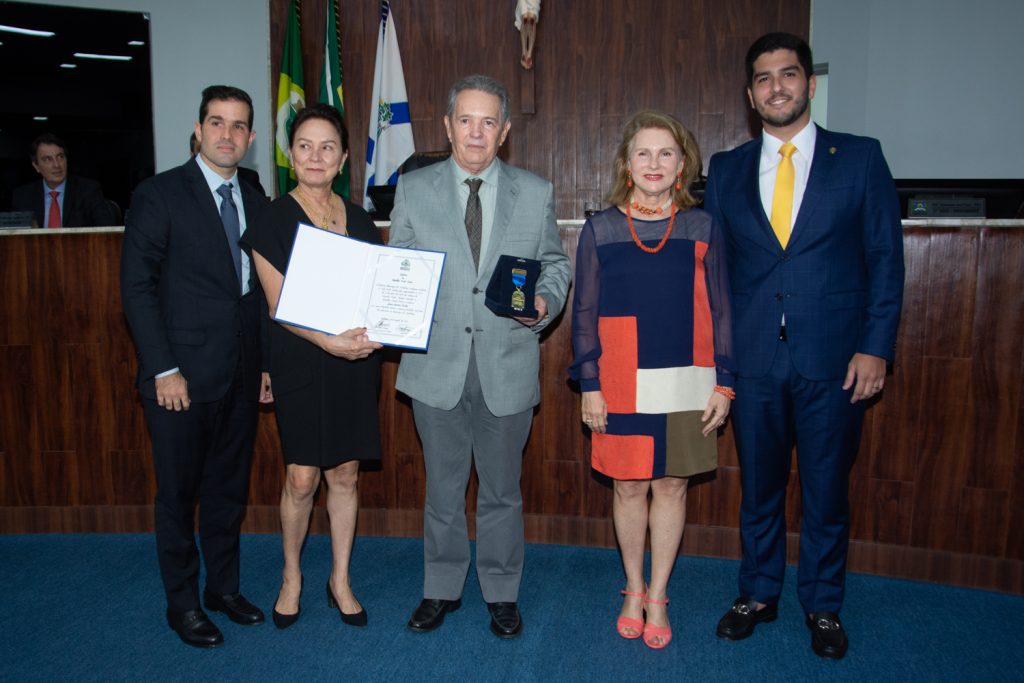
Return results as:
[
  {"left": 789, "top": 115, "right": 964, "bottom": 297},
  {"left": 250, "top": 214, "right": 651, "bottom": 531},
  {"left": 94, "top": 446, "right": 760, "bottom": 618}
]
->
[{"left": 241, "top": 104, "right": 382, "bottom": 629}]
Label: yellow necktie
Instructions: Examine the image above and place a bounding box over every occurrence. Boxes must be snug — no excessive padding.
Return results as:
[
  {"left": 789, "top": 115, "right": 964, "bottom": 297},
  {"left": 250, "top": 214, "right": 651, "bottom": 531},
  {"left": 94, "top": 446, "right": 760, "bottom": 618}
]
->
[{"left": 770, "top": 142, "right": 797, "bottom": 248}]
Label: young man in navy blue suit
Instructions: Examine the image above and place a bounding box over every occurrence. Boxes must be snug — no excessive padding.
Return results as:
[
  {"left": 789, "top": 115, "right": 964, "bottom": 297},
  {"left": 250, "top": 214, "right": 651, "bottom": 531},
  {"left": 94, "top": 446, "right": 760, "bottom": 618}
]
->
[
  {"left": 121, "top": 86, "right": 272, "bottom": 648},
  {"left": 704, "top": 33, "right": 904, "bottom": 659}
]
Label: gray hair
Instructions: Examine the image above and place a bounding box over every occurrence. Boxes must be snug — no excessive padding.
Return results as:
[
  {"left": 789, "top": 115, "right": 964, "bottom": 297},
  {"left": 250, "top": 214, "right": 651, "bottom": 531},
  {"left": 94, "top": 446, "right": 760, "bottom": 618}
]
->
[{"left": 446, "top": 74, "right": 511, "bottom": 125}]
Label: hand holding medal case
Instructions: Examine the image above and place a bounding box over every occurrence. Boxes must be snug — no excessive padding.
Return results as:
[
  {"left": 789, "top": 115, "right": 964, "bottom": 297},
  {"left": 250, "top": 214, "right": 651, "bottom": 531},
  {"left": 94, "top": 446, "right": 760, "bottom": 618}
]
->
[{"left": 485, "top": 254, "right": 541, "bottom": 318}]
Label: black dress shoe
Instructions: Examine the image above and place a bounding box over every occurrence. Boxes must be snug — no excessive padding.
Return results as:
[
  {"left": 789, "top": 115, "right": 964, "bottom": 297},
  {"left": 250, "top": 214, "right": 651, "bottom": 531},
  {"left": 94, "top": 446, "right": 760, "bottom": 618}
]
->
[
  {"left": 487, "top": 601, "right": 523, "bottom": 639},
  {"left": 806, "top": 611, "right": 848, "bottom": 659},
  {"left": 716, "top": 597, "right": 778, "bottom": 640},
  {"left": 203, "top": 591, "right": 265, "bottom": 626},
  {"left": 166, "top": 609, "right": 224, "bottom": 648},
  {"left": 327, "top": 581, "right": 368, "bottom": 627},
  {"left": 407, "top": 598, "right": 461, "bottom": 633}
]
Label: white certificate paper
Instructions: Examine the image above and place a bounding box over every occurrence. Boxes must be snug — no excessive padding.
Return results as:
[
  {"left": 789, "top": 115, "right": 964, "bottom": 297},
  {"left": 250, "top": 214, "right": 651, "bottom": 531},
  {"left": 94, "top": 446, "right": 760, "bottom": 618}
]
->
[{"left": 274, "top": 223, "right": 445, "bottom": 350}]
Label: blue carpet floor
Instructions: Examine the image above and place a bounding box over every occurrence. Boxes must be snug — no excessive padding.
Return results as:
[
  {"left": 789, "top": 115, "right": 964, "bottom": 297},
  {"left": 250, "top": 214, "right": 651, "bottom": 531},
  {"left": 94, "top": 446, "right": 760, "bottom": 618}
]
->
[{"left": 1, "top": 534, "right": 1021, "bottom": 681}]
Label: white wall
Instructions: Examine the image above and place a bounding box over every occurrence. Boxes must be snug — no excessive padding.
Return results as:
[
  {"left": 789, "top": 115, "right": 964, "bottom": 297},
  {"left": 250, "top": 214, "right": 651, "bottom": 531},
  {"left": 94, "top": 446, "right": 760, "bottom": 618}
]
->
[
  {"left": 812, "top": 0, "right": 1024, "bottom": 178},
  {"left": 22, "top": 0, "right": 272, "bottom": 188}
]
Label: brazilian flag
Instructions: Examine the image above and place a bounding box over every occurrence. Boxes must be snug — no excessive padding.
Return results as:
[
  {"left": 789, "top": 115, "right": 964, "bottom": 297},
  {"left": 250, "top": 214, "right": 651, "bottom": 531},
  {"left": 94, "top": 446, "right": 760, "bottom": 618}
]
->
[
  {"left": 319, "top": 0, "right": 350, "bottom": 199},
  {"left": 275, "top": 0, "right": 305, "bottom": 195}
]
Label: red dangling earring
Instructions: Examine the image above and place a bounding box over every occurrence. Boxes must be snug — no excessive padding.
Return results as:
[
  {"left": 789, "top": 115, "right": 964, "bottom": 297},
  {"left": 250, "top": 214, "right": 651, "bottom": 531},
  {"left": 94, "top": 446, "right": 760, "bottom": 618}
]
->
[
  {"left": 675, "top": 172, "right": 682, "bottom": 191},
  {"left": 627, "top": 171, "right": 633, "bottom": 189}
]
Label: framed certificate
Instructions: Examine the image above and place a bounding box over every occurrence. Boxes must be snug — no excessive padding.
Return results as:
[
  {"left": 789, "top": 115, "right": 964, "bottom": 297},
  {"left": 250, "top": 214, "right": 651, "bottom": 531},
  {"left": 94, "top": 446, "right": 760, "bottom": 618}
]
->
[{"left": 274, "top": 223, "right": 445, "bottom": 350}]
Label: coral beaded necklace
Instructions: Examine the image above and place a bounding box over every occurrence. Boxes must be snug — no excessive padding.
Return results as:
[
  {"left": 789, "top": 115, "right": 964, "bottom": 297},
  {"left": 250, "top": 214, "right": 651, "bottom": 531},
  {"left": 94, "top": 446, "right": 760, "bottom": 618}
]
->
[{"left": 626, "top": 202, "right": 677, "bottom": 253}]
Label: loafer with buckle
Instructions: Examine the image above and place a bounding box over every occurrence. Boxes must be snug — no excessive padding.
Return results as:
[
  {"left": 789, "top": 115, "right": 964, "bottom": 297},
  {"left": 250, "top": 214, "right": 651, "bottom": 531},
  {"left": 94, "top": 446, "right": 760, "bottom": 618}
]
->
[
  {"left": 167, "top": 608, "right": 224, "bottom": 648},
  {"left": 716, "top": 596, "right": 778, "bottom": 640},
  {"left": 203, "top": 591, "right": 265, "bottom": 626},
  {"left": 407, "top": 598, "right": 461, "bottom": 633},
  {"left": 806, "top": 611, "right": 848, "bottom": 659},
  {"left": 487, "top": 601, "right": 523, "bottom": 639}
]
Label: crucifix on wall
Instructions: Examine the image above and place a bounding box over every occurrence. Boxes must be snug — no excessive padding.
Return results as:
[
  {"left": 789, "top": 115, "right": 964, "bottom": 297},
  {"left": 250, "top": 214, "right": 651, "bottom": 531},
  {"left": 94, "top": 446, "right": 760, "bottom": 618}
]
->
[{"left": 515, "top": 0, "right": 540, "bottom": 69}]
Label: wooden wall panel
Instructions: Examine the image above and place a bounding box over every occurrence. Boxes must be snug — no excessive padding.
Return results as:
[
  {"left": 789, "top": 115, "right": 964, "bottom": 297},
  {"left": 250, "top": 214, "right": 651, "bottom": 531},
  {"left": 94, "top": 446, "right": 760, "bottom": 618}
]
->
[
  {"left": 5, "top": 225, "right": 1022, "bottom": 594},
  {"left": 270, "top": 0, "right": 809, "bottom": 212}
]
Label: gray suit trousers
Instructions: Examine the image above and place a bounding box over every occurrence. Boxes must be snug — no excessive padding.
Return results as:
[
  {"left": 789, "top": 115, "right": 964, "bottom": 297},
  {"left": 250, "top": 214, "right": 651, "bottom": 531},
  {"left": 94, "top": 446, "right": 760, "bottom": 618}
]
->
[{"left": 412, "top": 347, "right": 533, "bottom": 603}]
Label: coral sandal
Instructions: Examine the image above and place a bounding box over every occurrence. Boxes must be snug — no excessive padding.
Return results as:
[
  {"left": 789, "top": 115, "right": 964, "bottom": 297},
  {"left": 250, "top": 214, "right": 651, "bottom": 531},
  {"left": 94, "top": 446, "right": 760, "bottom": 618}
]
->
[
  {"left": 642, "top": 597, "right": 671, "bottom": 649},
  {"left": 616, "top": 589, "right": 646, "bottom": 639}
]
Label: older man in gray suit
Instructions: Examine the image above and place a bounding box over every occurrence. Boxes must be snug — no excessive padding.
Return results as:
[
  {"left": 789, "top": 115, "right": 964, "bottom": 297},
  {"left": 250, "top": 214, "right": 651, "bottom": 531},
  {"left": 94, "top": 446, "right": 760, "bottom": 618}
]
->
[{"left": 389, "top": 74, "right": 571, "bottom": 639}]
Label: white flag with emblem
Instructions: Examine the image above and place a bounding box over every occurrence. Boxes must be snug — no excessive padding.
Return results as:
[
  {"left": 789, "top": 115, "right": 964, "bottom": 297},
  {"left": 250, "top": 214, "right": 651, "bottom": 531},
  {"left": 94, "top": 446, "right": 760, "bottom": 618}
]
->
[{"left": 363, "top": 0, "right": 415, "bottom": 211}]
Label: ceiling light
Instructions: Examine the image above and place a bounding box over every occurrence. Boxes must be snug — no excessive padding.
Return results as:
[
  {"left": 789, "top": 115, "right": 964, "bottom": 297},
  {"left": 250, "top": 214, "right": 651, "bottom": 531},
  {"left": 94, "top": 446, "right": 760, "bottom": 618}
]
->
[
  {"left": 73, "top": 52, "right": 132, "bottom": 61},
  {"left": 33, "top": 116, "right": 48, "bottom": 121},
  {"left": 128, "top": 40, "right": 145, "bottom": 46},
  {"left": 60, "top": 63, "right": 77, "bottom": 69},
  {"left": 0, "top": 24, "right": 55, "bottom": 37}
]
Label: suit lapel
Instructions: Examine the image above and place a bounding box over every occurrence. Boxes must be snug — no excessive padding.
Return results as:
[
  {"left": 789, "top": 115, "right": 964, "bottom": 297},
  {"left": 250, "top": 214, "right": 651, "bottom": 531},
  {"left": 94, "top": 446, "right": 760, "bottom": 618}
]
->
[
  {"left": 184, "top": 160, "right": 237, "bottom": 284},
  {"left": 36, "top": 182, "right": 46, "bottom": 226},
  {"left": 62, "top": 178, "right": 77, "bottom": 225},
  {"left": 431, "top": 160, "right": 476, "bottom": 265},
  {"left": 789, "top": 126, "right": 836, "bottom": 251},
  {"left": 239, "top": 181, "right": 263, "bottom": 292},
  {"left": 480, "top": 160, "right": 518, "bottom": 280},
  {"left": 740, "top": 141, "right": 782, "bottom": 253}
]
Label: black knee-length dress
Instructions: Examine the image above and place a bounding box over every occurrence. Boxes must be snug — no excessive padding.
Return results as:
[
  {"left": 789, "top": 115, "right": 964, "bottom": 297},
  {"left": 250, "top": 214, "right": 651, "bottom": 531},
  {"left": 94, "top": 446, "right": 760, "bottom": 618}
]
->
[{"left": 241, "top": 195, "right": 382, "bottom": 467}]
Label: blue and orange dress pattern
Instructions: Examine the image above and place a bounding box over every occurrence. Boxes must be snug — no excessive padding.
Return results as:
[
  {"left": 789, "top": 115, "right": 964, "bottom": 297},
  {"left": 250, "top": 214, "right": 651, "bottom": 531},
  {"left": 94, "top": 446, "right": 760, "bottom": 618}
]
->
[{"left": 569, "top": 206, "right": 734, "bottom": 480}]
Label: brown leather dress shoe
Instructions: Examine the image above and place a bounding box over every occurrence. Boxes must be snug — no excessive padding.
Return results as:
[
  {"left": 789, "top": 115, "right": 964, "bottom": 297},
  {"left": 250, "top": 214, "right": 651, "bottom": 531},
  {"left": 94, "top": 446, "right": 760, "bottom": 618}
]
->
[
  {"left": 407, "top": 598, "right": 461, "bottom": 632},
  {"left": 487, "top": 601, "right": 523, "bottom": 639},
  {"left": 166, "top": 609, "right": 224, "bottom": 648},
  {"left": 203, "top": 591, "right": 265, "bottom": 625},
  {"left": 806, "top": 611, "right": 849, "bottom": 659},
  {"left": 716, "top": 597, "right": 778, "bottom": 640}
]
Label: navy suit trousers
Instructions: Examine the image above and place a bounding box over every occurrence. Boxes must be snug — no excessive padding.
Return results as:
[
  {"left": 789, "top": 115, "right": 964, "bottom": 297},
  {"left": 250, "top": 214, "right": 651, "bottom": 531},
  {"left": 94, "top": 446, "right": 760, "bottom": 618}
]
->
[{"left": 732, "top": 341, "right": 865, "bottom": 614}]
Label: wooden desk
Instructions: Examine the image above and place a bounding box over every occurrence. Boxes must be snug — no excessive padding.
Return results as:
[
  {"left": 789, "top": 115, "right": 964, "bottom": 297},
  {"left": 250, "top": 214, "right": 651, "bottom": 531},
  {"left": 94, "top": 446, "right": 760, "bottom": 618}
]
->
[{"left": 2, "top": 220, "right": 1022, "bottom": 593}]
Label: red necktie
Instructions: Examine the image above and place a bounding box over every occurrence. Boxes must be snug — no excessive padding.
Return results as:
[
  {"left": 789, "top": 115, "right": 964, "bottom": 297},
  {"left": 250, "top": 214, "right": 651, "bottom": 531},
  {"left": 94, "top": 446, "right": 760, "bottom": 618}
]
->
[{"left": 47, "top": 190, "right": 61, "bottom": 228}]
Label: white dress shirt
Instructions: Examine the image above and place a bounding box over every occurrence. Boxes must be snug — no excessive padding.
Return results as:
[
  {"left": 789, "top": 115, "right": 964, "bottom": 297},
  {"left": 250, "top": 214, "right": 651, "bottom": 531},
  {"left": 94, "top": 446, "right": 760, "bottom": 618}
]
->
[{"left": 758, "top": 121, "right": 817, "bottom": 230}]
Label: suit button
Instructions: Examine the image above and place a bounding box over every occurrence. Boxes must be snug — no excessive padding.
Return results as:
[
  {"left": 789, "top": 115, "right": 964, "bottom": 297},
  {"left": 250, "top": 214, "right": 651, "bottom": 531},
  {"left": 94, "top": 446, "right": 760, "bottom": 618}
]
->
[
  {"left": 774, "top": 293, "right": 783, "bottom": 301},
  {"left": 465, "top": 327, "right": 472, "bottom": 333},
  {"left": 782, "top": 255, "right": 791, "bottom": 262}
]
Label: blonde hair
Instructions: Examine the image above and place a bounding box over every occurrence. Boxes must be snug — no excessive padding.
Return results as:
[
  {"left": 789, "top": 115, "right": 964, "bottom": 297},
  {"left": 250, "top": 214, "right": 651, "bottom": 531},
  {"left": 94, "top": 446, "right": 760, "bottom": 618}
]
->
[{"left": 606, "top": 110, "right": 702, "bottom": 209}]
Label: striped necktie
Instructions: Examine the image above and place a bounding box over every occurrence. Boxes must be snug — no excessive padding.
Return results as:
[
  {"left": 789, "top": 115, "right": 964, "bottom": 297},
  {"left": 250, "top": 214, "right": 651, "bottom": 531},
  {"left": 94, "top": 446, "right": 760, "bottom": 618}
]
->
[
  {"left": 216, "top": 183, "right": 243, "bottom": 291},
  {"left": 464, "top": 178, "right": 483, "bottom": 268}
]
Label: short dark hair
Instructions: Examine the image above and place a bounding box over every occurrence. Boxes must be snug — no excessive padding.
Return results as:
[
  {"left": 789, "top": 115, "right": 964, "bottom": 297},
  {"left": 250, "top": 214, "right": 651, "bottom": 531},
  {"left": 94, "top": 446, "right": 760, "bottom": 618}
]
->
[
  {"left": 446, "top": 74, "right": 511, "bottom": 126},
  {"left": 288, "top": 103, "right": 349, "bottom": 152},
  {"left": 745, "top": 32, "right": 813, "bottom": 85},
  {"left": 198, "top": 85, "right": 254, "bottom": 129},
  {"left": 31, "top": 133, "right": 66, "bottom": 160}
]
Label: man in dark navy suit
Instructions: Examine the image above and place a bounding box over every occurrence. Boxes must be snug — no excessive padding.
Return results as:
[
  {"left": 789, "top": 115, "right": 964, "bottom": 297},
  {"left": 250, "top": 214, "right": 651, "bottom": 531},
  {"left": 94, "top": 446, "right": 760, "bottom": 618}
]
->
[
  {"left": 704, "top": 33, "right": 904, "bottom": 660},
  {"left": 11, "top": 133, "right": 118, "bottom": 227},
  {"left": 121, "top": 85, "right": 272, "bottom": 648}
]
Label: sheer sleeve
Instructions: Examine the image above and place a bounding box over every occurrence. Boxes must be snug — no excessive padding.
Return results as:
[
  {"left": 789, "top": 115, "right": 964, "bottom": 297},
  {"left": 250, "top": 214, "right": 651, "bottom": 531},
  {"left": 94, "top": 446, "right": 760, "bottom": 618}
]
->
[
  {"left": 705, "top": 214, "right": 735, "bottom": 388},
  {"left": 568, "top": 219, "right": 602, "bottom": 392}
]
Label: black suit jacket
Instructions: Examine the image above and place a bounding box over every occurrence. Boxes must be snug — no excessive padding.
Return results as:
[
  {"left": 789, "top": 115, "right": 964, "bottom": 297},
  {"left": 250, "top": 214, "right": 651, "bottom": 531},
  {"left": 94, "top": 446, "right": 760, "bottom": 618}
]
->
[
  {"left": 12, "top": 176, "right": 118, "bottom": 227},
  {"left": 120, "top": 159, "right": 269, "bottom": 402}
]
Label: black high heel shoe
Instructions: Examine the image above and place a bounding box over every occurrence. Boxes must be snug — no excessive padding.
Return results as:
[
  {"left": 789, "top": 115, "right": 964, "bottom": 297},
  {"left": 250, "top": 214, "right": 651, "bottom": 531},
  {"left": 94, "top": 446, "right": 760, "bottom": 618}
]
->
[
  {"left": 272, "top": 576, "right": 302, "bottom": 630},
  {"left": 326, "top": 581, "right": 368, "bottom": 627}
]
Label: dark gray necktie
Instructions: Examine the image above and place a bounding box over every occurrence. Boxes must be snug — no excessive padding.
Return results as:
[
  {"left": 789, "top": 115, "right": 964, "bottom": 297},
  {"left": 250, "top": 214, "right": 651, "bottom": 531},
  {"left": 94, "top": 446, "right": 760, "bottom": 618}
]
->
[
  {"left": 216, "top": 182, "right": 243, "bottom": 291},
  {"left": 464, "top": 178, "right": 483, "bottom": 268}
]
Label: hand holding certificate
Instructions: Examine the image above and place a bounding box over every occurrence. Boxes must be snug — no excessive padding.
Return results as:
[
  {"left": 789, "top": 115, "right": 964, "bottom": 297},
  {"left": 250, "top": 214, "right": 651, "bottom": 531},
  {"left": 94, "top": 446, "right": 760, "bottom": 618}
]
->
[{"left": 274, "top": 223, "right": 446, "bottom": 350}]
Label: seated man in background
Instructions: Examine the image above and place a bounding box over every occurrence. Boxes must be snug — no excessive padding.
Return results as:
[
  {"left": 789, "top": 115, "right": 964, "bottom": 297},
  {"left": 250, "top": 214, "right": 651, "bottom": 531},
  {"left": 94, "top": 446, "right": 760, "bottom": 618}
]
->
[{"left": 11, "top": 133, "right": 118, "bottom": 227}]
